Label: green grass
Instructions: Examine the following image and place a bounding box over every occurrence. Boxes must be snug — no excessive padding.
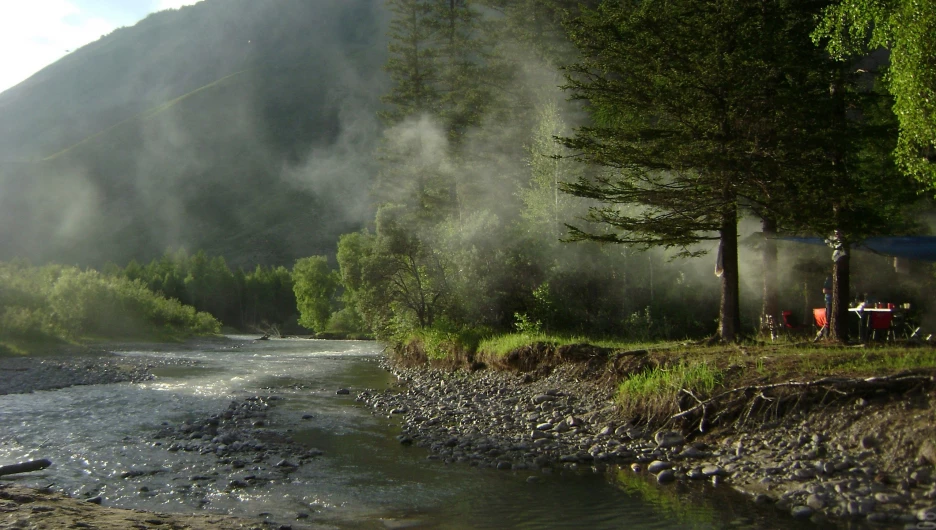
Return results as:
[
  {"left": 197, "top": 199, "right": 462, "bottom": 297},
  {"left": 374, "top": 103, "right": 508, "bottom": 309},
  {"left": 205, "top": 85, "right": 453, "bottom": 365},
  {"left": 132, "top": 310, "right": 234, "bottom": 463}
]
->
[
  {"left": 476, "top": 332, "right": 671, "bottom": 358},
  {"left": 618, "top": 361, "right": 722, "bottom": 401},
  {"left": 615, "top": 360, "right": 723, "bottom": 419},
  {"left": 797, "top": 347, "right": 936, "bottom": 375}
]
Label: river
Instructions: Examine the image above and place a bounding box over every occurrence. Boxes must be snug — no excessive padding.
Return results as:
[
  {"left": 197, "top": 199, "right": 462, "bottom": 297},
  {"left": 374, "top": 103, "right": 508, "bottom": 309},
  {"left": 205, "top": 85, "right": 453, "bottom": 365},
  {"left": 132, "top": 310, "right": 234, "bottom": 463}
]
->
[{"left": 0, "top": 336, "right": 839, "bottom": 529}]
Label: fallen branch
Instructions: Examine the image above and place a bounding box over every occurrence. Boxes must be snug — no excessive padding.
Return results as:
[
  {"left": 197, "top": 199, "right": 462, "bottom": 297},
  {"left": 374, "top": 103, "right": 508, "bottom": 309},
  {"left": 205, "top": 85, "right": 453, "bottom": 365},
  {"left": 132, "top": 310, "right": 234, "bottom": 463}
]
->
[{"left": 0, "top": 459, "right": 52, "bottom": 477}]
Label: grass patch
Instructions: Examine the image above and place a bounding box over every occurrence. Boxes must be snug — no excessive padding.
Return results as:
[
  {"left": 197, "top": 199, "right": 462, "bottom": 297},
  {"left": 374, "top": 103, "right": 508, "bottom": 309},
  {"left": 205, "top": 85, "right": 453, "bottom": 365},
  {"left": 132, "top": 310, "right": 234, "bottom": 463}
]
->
[
  {"left": 616, "top": 360, "right": 723, "bottom": 421},
  {"left": 476, "top": 332, "right": 670, "bottom": 358},
  {"left": 0, "top": 336, "right": 75, "bottom": 357}
]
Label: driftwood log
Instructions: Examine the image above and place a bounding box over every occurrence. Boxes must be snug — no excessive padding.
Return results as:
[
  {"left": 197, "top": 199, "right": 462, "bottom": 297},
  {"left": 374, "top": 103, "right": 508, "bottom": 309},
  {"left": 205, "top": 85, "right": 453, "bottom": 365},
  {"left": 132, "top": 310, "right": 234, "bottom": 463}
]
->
[{"left": 0, "top": 459, "right": 52, "bottom": 477}]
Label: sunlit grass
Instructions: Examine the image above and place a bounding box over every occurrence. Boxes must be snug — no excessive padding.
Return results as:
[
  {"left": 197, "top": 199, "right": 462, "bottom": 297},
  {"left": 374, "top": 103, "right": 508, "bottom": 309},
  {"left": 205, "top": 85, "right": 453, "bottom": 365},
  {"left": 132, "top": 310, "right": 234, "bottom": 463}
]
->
[
  {"left": 476, "top": 332, "right": 677, "bottom": 358},
  {"left": 616, "top": 360, "right": 723, "bottom": 414}
]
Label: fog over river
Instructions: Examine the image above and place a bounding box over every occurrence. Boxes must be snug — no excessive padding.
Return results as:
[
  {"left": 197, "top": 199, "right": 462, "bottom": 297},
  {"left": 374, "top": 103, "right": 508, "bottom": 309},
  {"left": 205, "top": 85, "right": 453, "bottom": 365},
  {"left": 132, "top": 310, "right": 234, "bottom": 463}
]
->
[{"left": 0, "top": 337, "right": 831, "bottom": 529}]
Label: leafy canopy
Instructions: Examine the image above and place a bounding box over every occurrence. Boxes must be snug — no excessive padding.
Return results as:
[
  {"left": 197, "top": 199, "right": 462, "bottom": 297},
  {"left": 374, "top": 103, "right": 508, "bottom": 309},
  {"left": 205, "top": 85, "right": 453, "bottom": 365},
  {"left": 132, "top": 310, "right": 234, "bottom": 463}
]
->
[{"left": 813, "top": 0, "right": 936, "bottom": 185}]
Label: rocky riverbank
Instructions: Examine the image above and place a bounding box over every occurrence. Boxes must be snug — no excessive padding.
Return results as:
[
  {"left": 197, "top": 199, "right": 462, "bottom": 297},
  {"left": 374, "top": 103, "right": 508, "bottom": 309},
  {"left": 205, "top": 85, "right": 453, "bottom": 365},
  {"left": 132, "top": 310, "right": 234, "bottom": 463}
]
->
[
  {"left": 0, "top": 350, "right": 296, "bottom": 530},
  {"left": 358, "top": 360, "right": 936, "bottom": 528},
  {"left": 0, "top": 483, "right": 262, "bottom": 530},
  {"left": 0, "top": 352, "right": 189, "bottom": 395}
]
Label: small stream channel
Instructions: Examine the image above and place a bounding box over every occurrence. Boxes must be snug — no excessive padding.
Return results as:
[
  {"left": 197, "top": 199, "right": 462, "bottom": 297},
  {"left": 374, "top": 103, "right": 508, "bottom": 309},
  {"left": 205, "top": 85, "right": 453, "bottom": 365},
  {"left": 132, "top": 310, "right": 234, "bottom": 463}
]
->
[{"left": 0, "top": 336, "right": 843, "bottom": 529}]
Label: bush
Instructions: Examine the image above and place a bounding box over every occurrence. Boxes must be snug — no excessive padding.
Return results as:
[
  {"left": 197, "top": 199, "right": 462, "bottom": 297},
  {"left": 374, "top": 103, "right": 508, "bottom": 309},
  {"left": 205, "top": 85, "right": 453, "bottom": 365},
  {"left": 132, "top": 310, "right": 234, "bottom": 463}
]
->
[{"left": 0, "top": 261, "right": 219, "bottom": 343}]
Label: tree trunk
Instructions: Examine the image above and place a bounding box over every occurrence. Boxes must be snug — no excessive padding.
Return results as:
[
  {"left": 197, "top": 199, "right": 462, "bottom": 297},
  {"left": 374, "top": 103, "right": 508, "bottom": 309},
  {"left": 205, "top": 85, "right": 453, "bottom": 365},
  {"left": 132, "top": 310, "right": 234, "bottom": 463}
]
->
[
  {"left": 831, "top": 240, "right": 850, "bottom": 342},
  {"left": 760, "top": 216, "right": 779, "bottom": 336},
  {"left": 718, "top": 205, "right": 741, "bottom": 342}
]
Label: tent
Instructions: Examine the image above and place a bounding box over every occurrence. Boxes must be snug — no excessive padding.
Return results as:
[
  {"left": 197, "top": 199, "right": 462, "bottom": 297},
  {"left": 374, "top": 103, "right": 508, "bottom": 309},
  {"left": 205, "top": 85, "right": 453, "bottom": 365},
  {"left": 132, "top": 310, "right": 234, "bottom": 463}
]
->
[{"left": 779, "top": 236, "right": 936, "bottom": 262}]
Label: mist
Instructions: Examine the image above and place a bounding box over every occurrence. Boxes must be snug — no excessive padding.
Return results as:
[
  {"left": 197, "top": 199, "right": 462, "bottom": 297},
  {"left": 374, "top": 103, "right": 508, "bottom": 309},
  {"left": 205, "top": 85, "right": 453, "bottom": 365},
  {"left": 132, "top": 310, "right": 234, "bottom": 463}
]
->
[{"left": 0, "top": 0, "right": 389, "bottom": 269}]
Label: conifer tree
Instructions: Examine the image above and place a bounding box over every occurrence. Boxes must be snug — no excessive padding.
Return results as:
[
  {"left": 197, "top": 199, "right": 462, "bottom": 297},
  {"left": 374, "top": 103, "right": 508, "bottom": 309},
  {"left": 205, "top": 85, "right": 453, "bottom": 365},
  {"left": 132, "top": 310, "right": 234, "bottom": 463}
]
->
[{"left": 558, "top": 0, "right": 839, "bottom": 341}]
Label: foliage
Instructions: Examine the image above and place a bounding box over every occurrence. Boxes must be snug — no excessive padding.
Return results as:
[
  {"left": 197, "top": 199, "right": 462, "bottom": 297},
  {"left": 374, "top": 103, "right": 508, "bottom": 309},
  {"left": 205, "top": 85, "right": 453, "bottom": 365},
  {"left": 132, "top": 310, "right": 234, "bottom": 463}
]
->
[
  {"left": 119, "top": 249, "right": 298, "bottom": 333},
  {"left": 513, "top": 312, "right": 543, "bottom": 336},
  {"left": 292, "top": 256, "right": 340, "bottom": 333},
  {"left": 0, "top": 261, "right": 219, "bottom": 345},
  {"left": 813, "top": 0, "right": 936, "bottom": 185}
]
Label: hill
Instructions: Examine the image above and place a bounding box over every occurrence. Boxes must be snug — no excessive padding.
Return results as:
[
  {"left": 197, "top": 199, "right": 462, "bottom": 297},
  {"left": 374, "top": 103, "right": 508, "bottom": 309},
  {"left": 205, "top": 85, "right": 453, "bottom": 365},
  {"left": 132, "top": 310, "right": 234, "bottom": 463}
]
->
[{"left": 0, "top": 0, "right": 388, "bottom": 268}]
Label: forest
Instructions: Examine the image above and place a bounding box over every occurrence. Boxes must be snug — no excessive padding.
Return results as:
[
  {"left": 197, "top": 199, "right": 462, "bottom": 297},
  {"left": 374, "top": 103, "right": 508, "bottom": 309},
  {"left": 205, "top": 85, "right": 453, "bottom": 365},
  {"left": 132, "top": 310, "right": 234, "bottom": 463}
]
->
[
  {"left": 1, "top": 0, "right": 933, "bottom": 350},
  {"left": 325, "top": 0, "right": 935, "bottom": 348}
]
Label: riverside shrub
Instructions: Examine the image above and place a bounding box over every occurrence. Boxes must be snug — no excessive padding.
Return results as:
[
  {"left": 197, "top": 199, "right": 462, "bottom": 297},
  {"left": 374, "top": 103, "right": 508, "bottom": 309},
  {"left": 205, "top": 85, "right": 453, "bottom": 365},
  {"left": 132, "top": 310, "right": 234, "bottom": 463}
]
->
[{"left": 0, "top": 262, "right": 220, "bottom": 342}]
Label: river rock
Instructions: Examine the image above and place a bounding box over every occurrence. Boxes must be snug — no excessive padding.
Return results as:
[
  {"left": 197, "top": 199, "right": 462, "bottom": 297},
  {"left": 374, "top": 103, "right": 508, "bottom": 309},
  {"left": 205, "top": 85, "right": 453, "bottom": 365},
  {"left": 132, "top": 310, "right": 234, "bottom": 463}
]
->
[
  {"left": 647, "top": 460, "right": 672, "bottom": 474},
  {"left": 654, "top": 431, "right": 684, "bottom": 448},
  {"left": 917, "top": 506, "right": 936, "bottom": 521},
  {"left": 790, "top": 505, "right": 813, "bottom": 519},
  {"left": 805, "top": 494, "right": 826, "bottom": 510}
]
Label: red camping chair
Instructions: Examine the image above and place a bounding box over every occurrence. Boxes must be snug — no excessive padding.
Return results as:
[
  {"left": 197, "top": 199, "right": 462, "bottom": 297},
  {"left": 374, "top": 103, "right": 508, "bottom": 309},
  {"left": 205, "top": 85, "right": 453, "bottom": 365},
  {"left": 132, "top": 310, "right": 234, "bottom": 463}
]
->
[
  {"left": 812, "top": 308, "right": 828, "bottom": 341},
  {"left": 782, "top": 311, "right": 802, "bottom": 330},
  {"left": 780, "top": 311, "right": 807, "bottom": 336},
  {"left": 869, "top": 311, "right": 895, "bottom": 341}
]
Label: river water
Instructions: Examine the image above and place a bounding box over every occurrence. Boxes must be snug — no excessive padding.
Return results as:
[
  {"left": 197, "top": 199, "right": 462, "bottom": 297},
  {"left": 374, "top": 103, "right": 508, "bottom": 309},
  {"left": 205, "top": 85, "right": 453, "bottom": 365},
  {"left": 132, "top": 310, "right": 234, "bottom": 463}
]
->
[{"left": 0, "top": 336, "right": 838, "bottom": 529}]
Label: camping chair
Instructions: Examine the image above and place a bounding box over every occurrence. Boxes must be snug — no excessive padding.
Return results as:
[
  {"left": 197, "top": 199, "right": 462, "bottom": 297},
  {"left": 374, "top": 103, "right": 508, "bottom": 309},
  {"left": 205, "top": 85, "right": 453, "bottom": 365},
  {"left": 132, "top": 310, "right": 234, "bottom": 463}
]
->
[
  {"left": 781, "top": 310, "right": 806, "bottom": 336},
  {"left": 868, "top": 311, "right": 895, "bottom": 341},
  {"left": 812, "top": 308, "right": 828, "bottom": 341}
]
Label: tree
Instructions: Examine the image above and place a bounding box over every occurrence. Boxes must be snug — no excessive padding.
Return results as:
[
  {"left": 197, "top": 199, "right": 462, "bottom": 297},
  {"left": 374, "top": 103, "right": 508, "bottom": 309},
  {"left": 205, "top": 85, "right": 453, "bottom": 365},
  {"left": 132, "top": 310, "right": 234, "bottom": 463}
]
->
[
  {"left": 519, "top": 99, "right": 580, "bottom": 239},
  {"left": 783, "top": 66, "right": 920, "bottom": 341},
  {"left": 379, "top": 0, "right": 504, "bottom": 216},
  {"left": 813, "top": 0, "right": 936, "bottom": 185},
  {"left": 381, "top": 0, "right": 441, "bottom": 125},
  {"left": 559, "top": 0, "right": 828, "bottom": 341},
  {"left": 292, "top": 256, "right": 339, "bottom": 333}
]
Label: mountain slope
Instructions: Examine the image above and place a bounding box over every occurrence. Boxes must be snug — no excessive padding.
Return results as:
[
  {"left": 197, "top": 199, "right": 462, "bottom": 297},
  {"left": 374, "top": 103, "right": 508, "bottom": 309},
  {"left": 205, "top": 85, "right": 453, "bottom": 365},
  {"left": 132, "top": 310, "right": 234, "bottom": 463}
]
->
[{"left": 0, "top": 0, "right": 388, "bottom": 268}]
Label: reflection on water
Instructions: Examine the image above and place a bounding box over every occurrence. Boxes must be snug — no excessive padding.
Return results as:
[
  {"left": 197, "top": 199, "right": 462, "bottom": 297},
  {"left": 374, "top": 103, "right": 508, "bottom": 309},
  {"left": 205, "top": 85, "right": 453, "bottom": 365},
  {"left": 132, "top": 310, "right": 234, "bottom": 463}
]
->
[{"left": 0, "top": 337, "right": 839, "bottom": 529}]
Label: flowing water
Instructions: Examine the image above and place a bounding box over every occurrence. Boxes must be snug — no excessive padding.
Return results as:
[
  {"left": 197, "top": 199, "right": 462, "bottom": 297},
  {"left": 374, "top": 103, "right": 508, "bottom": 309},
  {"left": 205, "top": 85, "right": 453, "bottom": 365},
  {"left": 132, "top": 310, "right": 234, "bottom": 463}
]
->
[{"left": 0, "top": 337, "right": 838, "bottom": 529}]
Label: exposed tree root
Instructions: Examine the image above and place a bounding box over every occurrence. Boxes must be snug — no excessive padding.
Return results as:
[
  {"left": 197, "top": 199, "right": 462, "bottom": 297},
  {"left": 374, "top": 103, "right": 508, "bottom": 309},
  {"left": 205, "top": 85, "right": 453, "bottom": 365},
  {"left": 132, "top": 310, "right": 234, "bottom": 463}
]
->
[{"left": 667, "top": 372, "right": 936, "bottom": 434}]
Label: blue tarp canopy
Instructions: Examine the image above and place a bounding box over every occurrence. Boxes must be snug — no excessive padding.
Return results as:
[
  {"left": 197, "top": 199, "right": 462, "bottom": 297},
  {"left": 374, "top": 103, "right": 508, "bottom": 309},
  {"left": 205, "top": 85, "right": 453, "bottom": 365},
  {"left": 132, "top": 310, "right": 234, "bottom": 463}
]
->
[{"left": 780, "top": 236, "right": 936, "bottom": 262}]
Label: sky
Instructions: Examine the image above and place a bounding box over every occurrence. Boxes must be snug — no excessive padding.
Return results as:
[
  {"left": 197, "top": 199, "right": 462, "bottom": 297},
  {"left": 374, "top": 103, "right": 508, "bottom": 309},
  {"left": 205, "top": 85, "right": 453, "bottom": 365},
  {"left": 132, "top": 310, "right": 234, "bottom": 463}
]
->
[{"left": 0, "top": 0, "right": 203, "bottom": 94}]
